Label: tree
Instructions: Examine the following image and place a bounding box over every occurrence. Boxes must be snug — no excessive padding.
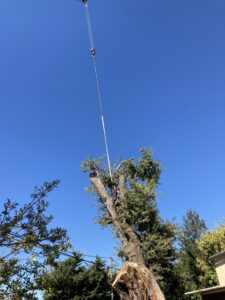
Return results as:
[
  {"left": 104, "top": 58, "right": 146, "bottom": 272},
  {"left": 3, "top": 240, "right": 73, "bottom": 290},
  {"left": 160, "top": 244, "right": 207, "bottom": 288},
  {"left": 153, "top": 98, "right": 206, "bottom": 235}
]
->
[
  {"left": 196, "top": 223, "right": 225, "bottom": 287},
  {"left": 42, "top": 252, "right": 117, "bottom": 300},
  {"left": 140, "top": 220, "right": 181, "bottom": 300},
  {"left": 0, "top": 181, "right": 69, "bottom": 299},
  {"left": 176, "top": 210, "right": 207, "bottom": 296},
  {"left": 82, "top": 148, "right": 170, "bottom": 299}
]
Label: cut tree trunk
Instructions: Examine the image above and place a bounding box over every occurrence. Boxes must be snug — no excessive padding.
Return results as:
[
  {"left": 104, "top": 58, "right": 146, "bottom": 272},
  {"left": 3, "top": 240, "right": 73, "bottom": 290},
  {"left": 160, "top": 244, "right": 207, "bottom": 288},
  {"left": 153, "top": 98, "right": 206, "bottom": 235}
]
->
[{"left": 113, "top": 262, "right": 165, "bottom": 300}]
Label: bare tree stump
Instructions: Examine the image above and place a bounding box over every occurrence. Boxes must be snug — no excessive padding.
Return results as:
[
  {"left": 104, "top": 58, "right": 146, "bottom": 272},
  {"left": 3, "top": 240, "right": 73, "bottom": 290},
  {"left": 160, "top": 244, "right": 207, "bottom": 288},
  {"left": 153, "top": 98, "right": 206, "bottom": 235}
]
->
[{"left": 113, "top": 262, "right": 165, "bottom": 300}]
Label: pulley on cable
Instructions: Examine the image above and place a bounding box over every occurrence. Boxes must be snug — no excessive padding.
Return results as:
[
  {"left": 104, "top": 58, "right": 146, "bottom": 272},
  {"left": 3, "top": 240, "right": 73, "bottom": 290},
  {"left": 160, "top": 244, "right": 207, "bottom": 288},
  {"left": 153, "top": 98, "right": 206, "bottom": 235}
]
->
[{"left": 80, "top": 0, "right": 113, "bottom": 180}]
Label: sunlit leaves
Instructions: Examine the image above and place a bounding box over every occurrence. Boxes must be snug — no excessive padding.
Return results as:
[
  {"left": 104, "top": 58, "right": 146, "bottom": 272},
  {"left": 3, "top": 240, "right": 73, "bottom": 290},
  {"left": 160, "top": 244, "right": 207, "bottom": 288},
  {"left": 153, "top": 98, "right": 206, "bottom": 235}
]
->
[
  {"left": 0, "top": 181, "right": 69, "bottom": 299},
  {"left": 196, "top": 223, "right": 225, "bottom": 287}
]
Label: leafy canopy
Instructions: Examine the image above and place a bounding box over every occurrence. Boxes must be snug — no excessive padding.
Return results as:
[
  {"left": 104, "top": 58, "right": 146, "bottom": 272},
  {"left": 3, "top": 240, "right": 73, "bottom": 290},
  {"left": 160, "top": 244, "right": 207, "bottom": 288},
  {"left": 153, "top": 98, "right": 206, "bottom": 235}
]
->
[
  {"left": 82, "top": 148, "right": 161, "bottom": 227},
  {"left": 41, "top": 252, "right": 117, "bottom": 300},
  {"left": 0, "top": 181, "right": 69, "bottom": 299},
  {"left": 196, "top": 223, "right": 225, "bottom": 287},
  {"left": 83, "top": 149, "right": 177, "bottom": 299}
]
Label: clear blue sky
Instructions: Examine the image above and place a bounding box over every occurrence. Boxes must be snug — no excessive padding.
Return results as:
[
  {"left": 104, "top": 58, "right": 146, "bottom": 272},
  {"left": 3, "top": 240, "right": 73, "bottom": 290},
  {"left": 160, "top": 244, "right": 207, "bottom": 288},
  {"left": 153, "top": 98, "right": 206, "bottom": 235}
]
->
[{"left": 1, "top": 0, "right": 225, "bottom": 260}]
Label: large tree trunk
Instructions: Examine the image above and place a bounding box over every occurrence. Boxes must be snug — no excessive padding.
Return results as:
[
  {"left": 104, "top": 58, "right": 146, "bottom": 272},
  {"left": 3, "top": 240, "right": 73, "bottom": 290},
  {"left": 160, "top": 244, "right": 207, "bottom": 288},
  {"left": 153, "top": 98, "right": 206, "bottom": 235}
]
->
[
  {"left": 90, "top": 174, "right": 165, "bottom": 300},
  {"left": 113, "top": 262, "right": 165, "bottom": 300}
]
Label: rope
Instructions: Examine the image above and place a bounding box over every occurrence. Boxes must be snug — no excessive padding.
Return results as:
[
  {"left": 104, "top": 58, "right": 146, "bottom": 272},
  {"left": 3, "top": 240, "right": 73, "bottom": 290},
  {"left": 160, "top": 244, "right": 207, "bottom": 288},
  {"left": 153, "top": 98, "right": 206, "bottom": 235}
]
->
[{"left": 84, "top": 2, "right": 113, "bottom": 180}]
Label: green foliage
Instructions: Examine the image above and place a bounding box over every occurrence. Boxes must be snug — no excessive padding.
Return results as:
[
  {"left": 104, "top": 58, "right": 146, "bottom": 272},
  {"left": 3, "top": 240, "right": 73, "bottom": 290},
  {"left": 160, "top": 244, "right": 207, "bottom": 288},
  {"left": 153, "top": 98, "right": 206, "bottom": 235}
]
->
[
  {"left": 196, "top": 223, "right": 225, "bottom": 287},
  {"left": 0, "top": 181, "right": 69, "bottom": 299},
  {"left": 83, "top": 149, "right": 225, "bottom": 299},
  {"left": 83, "top": 149, "right": 178, "bottom": 299},
  {"left": 42, "top": 253, "right": 117, "bottom": 300},
  {"left": 82, "top": 148, "right": 161, "bottom": 228},
  {"left": 141, "top": 221, "right": 182, "bottom": 300},
  {"left": 176, "top": 210, "right": 207, "bottom": 296}
]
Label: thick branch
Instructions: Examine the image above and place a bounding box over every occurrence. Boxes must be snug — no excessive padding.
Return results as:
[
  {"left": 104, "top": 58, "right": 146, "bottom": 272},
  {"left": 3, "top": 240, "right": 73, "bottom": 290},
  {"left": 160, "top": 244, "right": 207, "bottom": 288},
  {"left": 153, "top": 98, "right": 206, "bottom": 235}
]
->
[
  {"left": 90, "top": 175, "right": 144, "bottom": 265},
  {"left": 90, "top": 176, "right": 110, "bottom": 202},
  {"left": 90, "top": 176, "right": 120, "bottom": 225}
]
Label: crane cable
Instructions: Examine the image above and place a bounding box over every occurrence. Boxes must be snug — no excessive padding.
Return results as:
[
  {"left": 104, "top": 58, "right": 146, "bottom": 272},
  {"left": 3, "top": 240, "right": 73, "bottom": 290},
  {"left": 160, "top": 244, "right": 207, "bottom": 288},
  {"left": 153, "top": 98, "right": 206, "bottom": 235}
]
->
[{"left": 83, "top": 1, "right": 113, "bottom": 181}]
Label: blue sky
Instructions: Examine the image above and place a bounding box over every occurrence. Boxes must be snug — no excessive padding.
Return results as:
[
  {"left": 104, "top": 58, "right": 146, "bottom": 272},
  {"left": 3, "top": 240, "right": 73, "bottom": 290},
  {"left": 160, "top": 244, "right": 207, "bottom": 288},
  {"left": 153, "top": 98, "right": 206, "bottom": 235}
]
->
[{"left": 1, "top": 0, "right": 225, "bottom": 260}]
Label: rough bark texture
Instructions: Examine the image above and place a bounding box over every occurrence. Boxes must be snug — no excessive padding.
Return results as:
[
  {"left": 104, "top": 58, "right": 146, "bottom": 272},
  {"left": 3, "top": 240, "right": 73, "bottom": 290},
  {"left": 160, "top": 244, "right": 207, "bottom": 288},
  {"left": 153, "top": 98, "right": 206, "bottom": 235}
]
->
[
  {"left": 90, "top": 173, "right": 165, "bottom": 300},
  {"left": 113, "top": 262, "right": 165, "bottom": 300}
]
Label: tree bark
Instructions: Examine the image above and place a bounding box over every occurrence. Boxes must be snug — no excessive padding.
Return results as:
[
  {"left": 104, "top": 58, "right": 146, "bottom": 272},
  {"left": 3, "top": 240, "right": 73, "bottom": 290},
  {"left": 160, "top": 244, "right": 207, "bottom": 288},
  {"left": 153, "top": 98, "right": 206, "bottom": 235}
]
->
[
  {"left": 90, "top": 174, "right": 165, "bottom": 300},
  {"left": 113, "top": 262, "right": 165, "bottom": 300}
]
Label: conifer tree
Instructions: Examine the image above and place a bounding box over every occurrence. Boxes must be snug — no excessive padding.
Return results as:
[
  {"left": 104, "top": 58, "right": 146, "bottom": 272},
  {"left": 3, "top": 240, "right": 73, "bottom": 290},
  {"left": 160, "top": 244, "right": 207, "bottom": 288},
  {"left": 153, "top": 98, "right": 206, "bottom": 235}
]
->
[
  {"left": 176, "top": 210, "right": 207, "bottom": 297},
  {"left": 42, "top": 253, "right": 116, "bottom": 300}
]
